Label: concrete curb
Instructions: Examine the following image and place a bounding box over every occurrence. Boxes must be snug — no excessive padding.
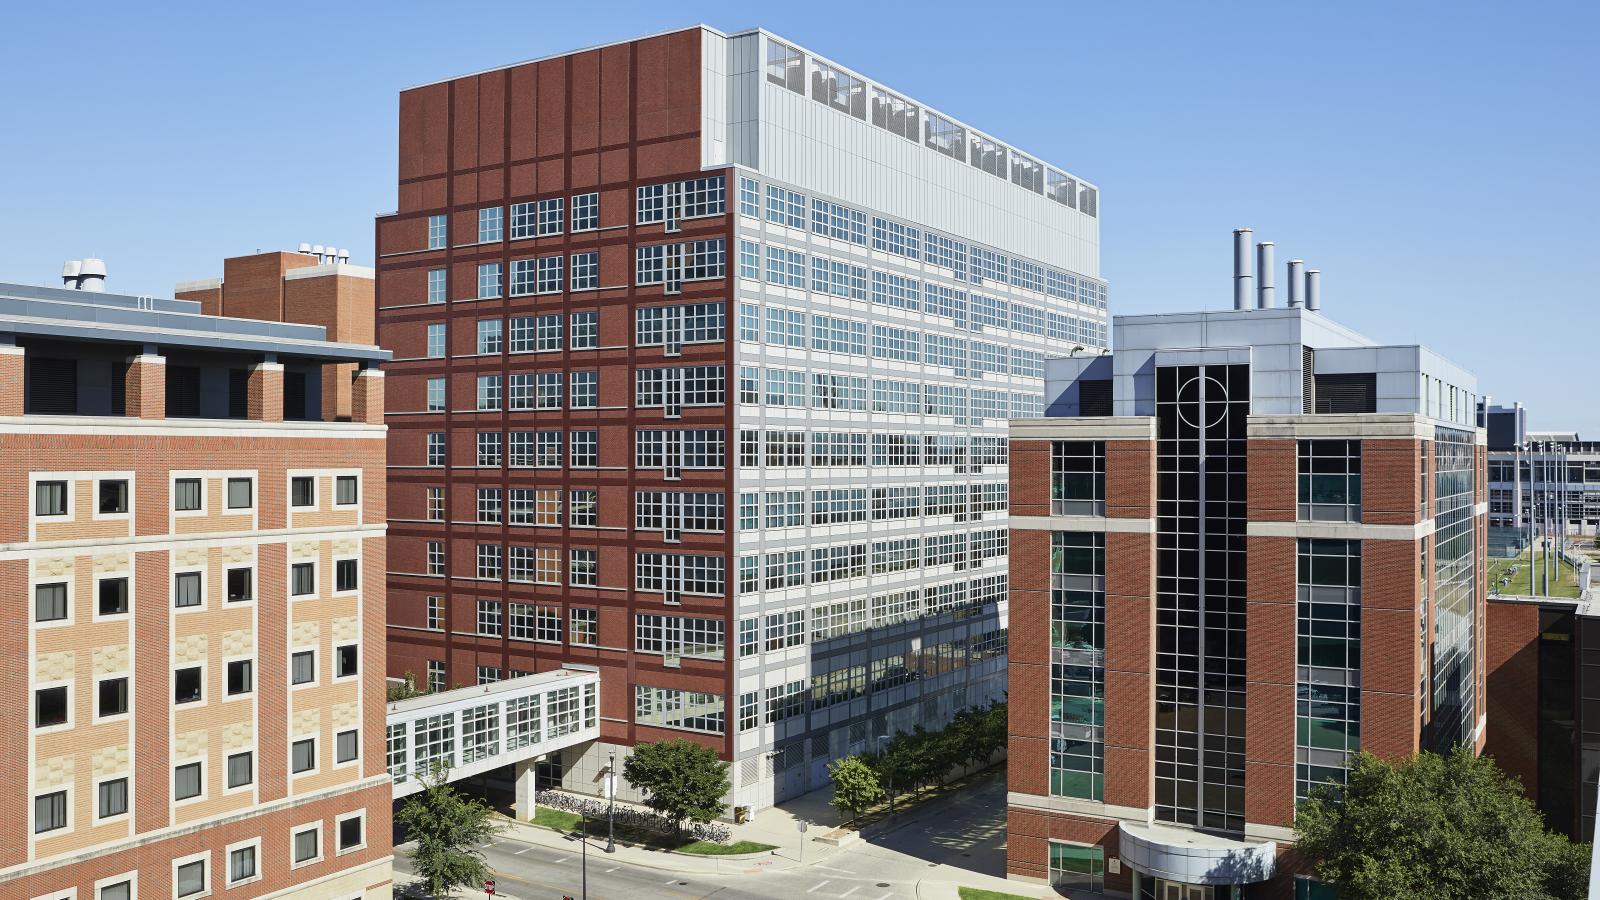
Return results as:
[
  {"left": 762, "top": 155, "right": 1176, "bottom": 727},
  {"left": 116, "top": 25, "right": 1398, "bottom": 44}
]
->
[{"left": 493, "top": 821, "right": 805, "bottom": 875}]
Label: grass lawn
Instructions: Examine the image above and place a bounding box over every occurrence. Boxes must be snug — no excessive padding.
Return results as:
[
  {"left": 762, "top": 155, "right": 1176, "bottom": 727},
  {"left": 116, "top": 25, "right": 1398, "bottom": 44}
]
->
[
  {"left": 958, "top": 888, "right": 1037, "bottom": 900},
  {"left": 521, "top": 807, "right": 773, "bottom": 855},
  {"left": 1488, "top": 549, "right": 1581, "bottom": 598}
]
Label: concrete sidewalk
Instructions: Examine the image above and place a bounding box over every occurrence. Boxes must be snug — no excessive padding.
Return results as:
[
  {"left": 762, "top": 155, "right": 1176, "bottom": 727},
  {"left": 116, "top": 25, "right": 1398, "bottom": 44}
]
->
[{"left": 492, "top": 811, "right": 849, "bottom": 875}]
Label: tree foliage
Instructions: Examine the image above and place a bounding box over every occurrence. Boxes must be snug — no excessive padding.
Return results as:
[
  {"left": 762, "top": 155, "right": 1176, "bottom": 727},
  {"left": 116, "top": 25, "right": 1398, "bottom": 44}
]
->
[
  {"left": 862, "top": 701, "right": 1007, "bottom": 804},
  {"left": 1295, "top": 748, "right": 1590, "bottom": 900},
  {"left": 622, "top": 738, "right": 731, "bottom": 839},
  {"left": 828, "top": 755, "right": 885, "bottom": 820},
  {"left": 395, "top": 768, "right": 503, "bottom": 897},
  {"left": 387, "top": 671, "right": 425, "bottom": 702}
]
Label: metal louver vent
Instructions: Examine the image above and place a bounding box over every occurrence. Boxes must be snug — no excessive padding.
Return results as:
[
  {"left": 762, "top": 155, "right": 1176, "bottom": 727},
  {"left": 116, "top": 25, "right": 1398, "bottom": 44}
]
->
[
  {"left": 1303, "top": 346, "right": 1315, "bottom": 414},
  {"left": 1078, "top": 378, "right": 1112, "bottom": 417},
  {"left": 1312, "top": 373, "right": 1376, "bottom": 414}
]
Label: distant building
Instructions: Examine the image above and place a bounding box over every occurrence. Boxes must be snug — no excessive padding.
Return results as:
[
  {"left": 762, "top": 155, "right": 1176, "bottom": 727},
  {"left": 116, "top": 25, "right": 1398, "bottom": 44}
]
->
[
  {"left": 1483, "top": 402, "right": 1600, "bottom": 537},
  {"left": 0, "top": 266, "right": 392, "bottom": 899},
  {"left": 1005, "top": 231, "right": 1486, "bottom": 897},
  {"left": 375, "top": 25, "right": 1107, "bottom": 813}
]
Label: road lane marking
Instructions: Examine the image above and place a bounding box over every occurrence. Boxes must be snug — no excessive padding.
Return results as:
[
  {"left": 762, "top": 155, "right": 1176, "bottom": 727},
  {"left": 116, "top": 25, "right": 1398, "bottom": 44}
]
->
[
  {"left": 665, "top": 877, "right": 682, "bottom": 884},
  {"left": 513, "top": 846, "right": 530, "bottom": 855},
  {"left": 840, "top": 887, "right": 860, "bottom": 898},
  {"left": 807, "top": 881, "right": 831, "bottom": 894},
  {"left": 606, "top": 867, "right": 619, "bottom": 873},
  {"left": 554, "top": 856, "right": 570, "bottom": 863},
  {"left": 817, "top": 865, "right": 855, "bottom": 875}
]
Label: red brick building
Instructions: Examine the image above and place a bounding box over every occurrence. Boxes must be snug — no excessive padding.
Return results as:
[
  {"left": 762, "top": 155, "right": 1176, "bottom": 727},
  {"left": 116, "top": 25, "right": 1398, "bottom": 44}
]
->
[
  {"left": 0, "top": 272, "right": 391, "bottom": 899},
  {"left": 1005, "top": 233, "right": 1487, "bottom": 898}
]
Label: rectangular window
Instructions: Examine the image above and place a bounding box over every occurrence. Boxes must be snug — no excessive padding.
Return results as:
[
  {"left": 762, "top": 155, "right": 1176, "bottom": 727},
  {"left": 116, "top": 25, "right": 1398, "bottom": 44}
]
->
[
  {"left": 1052, "top": 441, "right": 1106, "bottom": 516},
  {"left": 427, "top": 542, "right": 444, "bottom": 575},
  {"left": 34, "top": 790, "right": 66, "bottom": 832},
  {"left": 99, "top": 675, "right": 129, "bottom": 716},
  {"left": 571, "top": 311, "right": 598, "bottom": 349},
  {"left": 228, "top": 750, "right": 253, "bottom": 789},
  {"left": 571, "top": 251, "right": 599, "bottom": 290},
  {"left": 738, "top": 177, "right": 760, "bottom": 216},
  {"left": 35, "top": 685, "right": 68, "bottom": 727},
  {"left": 427, "top": 268, "right": 447, "bottom": 303},
  {"left": 336, "top": 475, "right": 358, "bottom": 505},
  {"left": 537, "top": 255, "right": 564, "bottom": 293},
  {"left": 98, "top": 479, "right": 128, "bottom": 514},
  {"left": 291, "top": 562, "right": 314, "bottom": 596},
  {"left": 229, "top": 844, "right": 257, "bottom": 883},
  {"left": 477, "top": 318, "right": 503, "bottom": 354},
  {"left": 35, "top": 480, "right": 67, "bottom": 516},
  {"left": 537, "top": 197, "right": 564, "bottom": 235},
  {"left": 427, "top": 214, "right": 446, "bottom": 249},
  {"left": 290, "top": 475, "right": 315, "bottom": 507},
  {"left": 571, "top": 608, "right": 597, "bottom": 645},
  {"left": 426, "top": 323, "right": 446, "bottom": 358},
  {"left": 292, "top": 739, "right": 315, "bottom": 774},
  {"left": 174, "top": 761, "right": 202, "bottom": 799},
  {"left": 226, "top": 477, "right": 253, "bottom": 509},
  {"left": 293, "top": 826, "right": 319, "bottom": 862},
  {"left": 336, "top": 729, "right": 359, "bottom": 763},
  {"left": 174, "top": 478, "right": 202, "bottom": 511},
  {"left": 571, "top": 192, "right": 599, "bottom": 231},
  {"left": 98, "top": 777, "right": 128, "bottom": 818},
  {"left": 173, "top": 571, "right": 202, "bottom": 608},
  {"left": 292, "top": 650, "right": 315, "bottom": 685},
  {"left": 510, "top": 201, "right": 536, "bottom": 238},
  {"left": 34, "top": 582, "right": 67, "bottom": 622},
  {"left": 478, "top": 206, "right": 503, "bottom": 242},
  {"left": 477, "top": 262, "right": 502, "bottom": 299},
  {"left": 1049, "top": 842, "right": 1105, "bottom": 893},
  {"left": 226, "top": 659, "right": 252, "bottom": 696},
  {"left": 1299, "top": 439, "right": 1363, "bottom": 522},
  {"left": 337, "top": 644, "right": 358, "bottom": 678},
  {"left": 339, "top": 813, "right": 364, "bottom": 850}
]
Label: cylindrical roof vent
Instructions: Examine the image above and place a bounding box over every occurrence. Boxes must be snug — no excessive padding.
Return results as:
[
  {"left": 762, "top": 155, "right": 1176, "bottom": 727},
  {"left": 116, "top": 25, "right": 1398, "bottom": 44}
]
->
[
  {"left": 1287, "top": 259, "right": 1305, "bottom": 307},
  {"left": 298, "top": 242, "right": 312, "bottom": 254},
  {"left": 77, "top": 258, "right": 107, "bottom": 292},
  {"left": 1256, "top": 242, "right": 1276, "bottom": 308},
  {"left": 1232, "top": 228, "right": 1253, "bottom": 310},
  {"left": 1306, "top": 269, "right": 1322, "bottom": 310},
  {"left": 337, "top": 248, "right": 350, "bottom": 263},
  {"left": 61, "top": 259, "right": 82, "bottom": 289}
]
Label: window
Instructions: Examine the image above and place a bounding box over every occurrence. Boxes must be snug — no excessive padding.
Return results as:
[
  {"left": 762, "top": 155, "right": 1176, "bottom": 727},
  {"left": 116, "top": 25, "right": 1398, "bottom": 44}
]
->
[
  {"left": 537, "top": 255, "right": 564, "bottom": 293},
  {"left": 738, "top": 177, "right": 760, "bottom": 216},
  {"left": 34, "top": 790, "right": 66, "bottom": 832},
  {"left": 969, "top": 131, "right": 1007, "bottom": 177},
  {"left": 570, "top": 490, "right": 597, "bottom": 527},
  {"left": 427, "top": 595, "right": 443, "bottom": 629},
  {"left": 35, "top": 480, "right": 67, "bottom": 516},
  {"left": 226, "top": 567, "right": 252, "bottom": 602},
  {"left": 227, "top": 659, "right": 252, "bottom": 696},
  {"left": 571, "top": 608, "right": 597, "bottom": 646},
  {"left": 427, "top": 660, "right": 446, "bottom": 694},
  {"left": 229, "top": 844, "right": 257, "bottom": 883},
  {"left": 925, "top": 111, "right": 966, "bottom": 161},
  {"left": 478, "top": 599, "right": 502, "bottom": 636},
  {"left": 1299, "top": 439, "right": 1363, "bottom": 522},
  {"left": 227, "top": 477, "right": 253, "bottom": 509},
  {"left": 571, "top": 311, "right": 598, "bottom": 349},
  {"left": 98, "top": 479, "right": 128, "bottom": 514},
  {"left": 175, "top": 858, "right": 207, "bottom": 897},
  {"left": 572, "top": 192, "right": 599, "bottom": 231},
  {"left": 426, "top": 323, "right": 446, "bottom": 358},
  {"left": 291, "top": 562, "right": 315, "bottom": 596},
  {"left": 427, "top": 432, "right": 446, "bottom": 466},
  {"left": 337, "top": 644, "right": 358, "bottom": 678},
  {"left": 427, "top": 214, "right": 446, "bottom": 249},
  {"left": 571, "top": 430, "right": 597, "bottom": 467},
  {"left": 571, "top": 251, "right": 599, "bottom": 290},
  {"left": 428, "top": 267, "right": 447, "bottom": 303},
  {"left": 35, "top": 582, "right": 67, "bottom": 622},
  {"left": 174, "top": 571, "right": 202, "bottom": 608},
  {"left": 477, "top": 262, "right": 502, "bottom": 299},
  {"left": 227, "top": 751, "right": 253, "bottom": 788},
  {"left": 479, "top": 431, "right": 503, "bottom": 466},
  {"left": 426, "top": 377, "right": 446, "bottom": 412},
  {"left": 339, "top": 813, "right": 364, "bottom": 851},
  {"left": 290, "top": 476, "right": 315, "bottom": 507},
  {"left": 766, "top": 39, "right": 803, "bottom": 91},
  {"left": 572, "top": 370, "right": 598, "bottom": 408},
  {"left": 293, "top": 825, "right": 320, "bottom": 863},
  {"left": 174, "top": 762, "right": 202, "bottom": 800},
  {"left": 336, "top": 475, "right": 359, "bottom": 505},
  {"left": 35, "top": 685, "right": 67, "bottom": 727},
  {"left": 635, "top": 685, "right": 725, "bottom": 734},
  {"left": 1049, "top": 842, "right": 1104, "bottom": 893},
  {"left": 174, "top": 477, "right": 202, "bottom": 511},
  {"left": 174, "top": 666, "right": 202, "bottom": 703},
  {"left": 336, "top": 729, "right": 359, "bottom": 763},
  {"left": 477, "top": 318, "right": 503, "bottom": 354},
  {"left": 98, "top": 777, "right": 128, "bottom": 818},
  {"left": 509, "top": 201, "right": 536, "bottom": 238},
  {"left": 570, "top": 549, "right": 597, "bottom": 587},
  {"left": 335, "top": 558, "right": 358, "bottom": 592},
  {"left": 738, "top": 239, "right": 760, "bottom": 279},
  {"left": 538, "top": 197, "right": 564, "bottom": 235},
  {"left": 99, "top": 676, "right": 129, "bottom": 716},
  {"left": 292, "top": 650, "right": 315, "bottom": 685},
  {"left": 292, "top": 739, "right": 316, "bottom": 774},
  {"left": 478, "top": 206, "right": 503, "bottom": 242},
  {"left": 1052, "top": 441, "right": 1106, "bottom": 516},
  {"left": 871, "top": 87, "right": 919, "bottom": 140}
]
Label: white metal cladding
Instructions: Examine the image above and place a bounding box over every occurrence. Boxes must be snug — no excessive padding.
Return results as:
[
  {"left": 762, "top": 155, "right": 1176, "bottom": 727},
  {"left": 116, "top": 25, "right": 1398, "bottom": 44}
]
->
[
  {"left": 386, "top": 668, "right": 599, "bottom": 798},
  {"left": 703, "top": 29, "right": 1100, "bottom": 278}
]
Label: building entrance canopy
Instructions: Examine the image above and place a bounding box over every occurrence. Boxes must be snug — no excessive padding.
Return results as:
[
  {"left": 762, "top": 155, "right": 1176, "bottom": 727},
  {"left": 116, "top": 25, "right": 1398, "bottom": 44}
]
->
[{"left": 1118, "top": 821, "right": 1276, "bottom": 886}]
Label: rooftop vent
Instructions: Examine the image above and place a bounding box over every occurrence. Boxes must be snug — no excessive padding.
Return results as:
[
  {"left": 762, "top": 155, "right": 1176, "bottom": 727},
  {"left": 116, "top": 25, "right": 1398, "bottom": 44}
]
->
[{"left": 59, "top": 258, "right": 106, "bottom": 291}]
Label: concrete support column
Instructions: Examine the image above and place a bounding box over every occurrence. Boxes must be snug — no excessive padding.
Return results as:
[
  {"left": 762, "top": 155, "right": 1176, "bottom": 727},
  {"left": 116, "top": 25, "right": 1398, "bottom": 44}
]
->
[
  {"left": 0, "top": 342, "right": 22, "bottom": 416},
  {"left": 126, "top": 353, "right": 166, "bottom": 419},
  {"left": 248, "top": 360, "right": 284, "bottom": 422},
  {"left": 513, "top": 756, "right": 539, "bottom": 821},
  {"left": 351, "top": 367, "right": 385, "bottom": 425}
]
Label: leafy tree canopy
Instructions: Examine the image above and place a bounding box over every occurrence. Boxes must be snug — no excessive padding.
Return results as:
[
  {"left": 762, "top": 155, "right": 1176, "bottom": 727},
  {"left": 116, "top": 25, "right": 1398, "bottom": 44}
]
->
[
  {"left": 395, "top": 769, "right": 502, "bottom": 897},
  {"left": 622, "top": 738, "right": 731, "bottom": 838},
  {"left": 828, "top": 755, "right": 886, "bottom": 819}
]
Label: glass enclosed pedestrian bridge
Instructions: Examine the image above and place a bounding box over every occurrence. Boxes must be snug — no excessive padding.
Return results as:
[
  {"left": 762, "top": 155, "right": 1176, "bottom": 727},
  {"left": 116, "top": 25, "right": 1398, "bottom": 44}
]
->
[{"left": 386, "top": 666, "right": 599, "bottom": 816}]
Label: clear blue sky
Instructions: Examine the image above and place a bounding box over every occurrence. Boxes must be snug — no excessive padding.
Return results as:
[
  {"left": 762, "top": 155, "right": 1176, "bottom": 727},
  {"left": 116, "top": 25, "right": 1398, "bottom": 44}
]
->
[{"left": 1, "top": 2, "right": 1594, "bottom": 430}]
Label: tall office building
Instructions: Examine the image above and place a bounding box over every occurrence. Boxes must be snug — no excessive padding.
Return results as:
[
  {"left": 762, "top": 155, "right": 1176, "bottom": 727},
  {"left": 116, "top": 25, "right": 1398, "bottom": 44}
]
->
[
  {"left": 0, "top": 271, "right": 392, "bottom": 899},
  {"left": 1005, "top": 234, "right": 1486, "bottom": 898},
  {"left": 377, "top": 25, "right": 1107, "bottom": 811}
]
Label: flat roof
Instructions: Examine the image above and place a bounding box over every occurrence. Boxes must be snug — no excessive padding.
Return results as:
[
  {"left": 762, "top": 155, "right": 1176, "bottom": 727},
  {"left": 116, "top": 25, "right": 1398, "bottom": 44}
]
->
[{"left": 0, "top": 281, "right": 389, "bottom": 364}]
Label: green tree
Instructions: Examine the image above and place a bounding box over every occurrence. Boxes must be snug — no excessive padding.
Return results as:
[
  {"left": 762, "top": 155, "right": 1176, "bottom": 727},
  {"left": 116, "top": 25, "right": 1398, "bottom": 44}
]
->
[
  {"left": 387, "top": 672, "right": 425, "bottom": 702},
  {"left": 828, "top": 755, "right": 885, "bottom": 820},
  {"left": 1295, "top": 748, "right": 1590, "bottom": 900},
  {"left": 622, "top": 738, "right": 731, "bottom": 839},
  {"left": 395, "top": 769, "right": 502, "bottom": 897}
]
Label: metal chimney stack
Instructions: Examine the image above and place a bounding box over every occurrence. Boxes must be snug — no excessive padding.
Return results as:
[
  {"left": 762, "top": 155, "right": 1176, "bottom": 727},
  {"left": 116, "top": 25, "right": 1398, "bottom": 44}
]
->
[
  {"left": 1287, "top": 259, "right": 1305, "bottom": 307},
  {"left": 77, "top": 258, "right": 107, "bottom": 292},
  {"left": 1256, "top": 242, "right": 1276, "bottom": 308},
  {"left": 61, "top": 260, "right": 82, "bottom": 289},
  {"left": 1305, "top": 269, "right": 1322, "bottom": 310},
  {"left": 1232, "top": 228, "right": 1253, "bottom": 310}
]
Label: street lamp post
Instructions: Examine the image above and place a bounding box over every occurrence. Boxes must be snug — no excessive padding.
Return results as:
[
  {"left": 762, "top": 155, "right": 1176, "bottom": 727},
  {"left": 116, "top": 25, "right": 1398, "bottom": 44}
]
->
[
  {"left": 606, "top": 750, "right": 616, "bottom": 854},
  {"left": 581, "top": 813, "right": 588, "bottom": 900},
  {"left": 876, "top": 735, "right": 894, "bottom": 814}
]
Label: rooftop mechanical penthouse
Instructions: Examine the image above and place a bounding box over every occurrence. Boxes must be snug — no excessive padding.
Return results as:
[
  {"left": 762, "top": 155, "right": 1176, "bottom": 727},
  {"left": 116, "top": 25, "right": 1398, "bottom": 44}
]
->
[
  {"left": 376, "top": 24, "right": 1106, "bottom": 813},
  {"left": 1005, "top": 231, "right": 1486, "bottom": 898}
]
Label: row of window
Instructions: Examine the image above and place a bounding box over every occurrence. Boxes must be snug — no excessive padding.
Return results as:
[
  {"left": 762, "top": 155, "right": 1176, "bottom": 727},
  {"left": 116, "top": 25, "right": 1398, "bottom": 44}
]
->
[
  {"left": 737, "top": 430, "right": 1009, "bottom": 469},
  {"left": 39, "top": 812, "right": 367, "bottom": 899},
  {"left": 33, "top": 474, "right": 357, "bottom": 518},
  {"left": 425, "top": 487, "right": 596, "bottom": 527},
  {"left": 462, "top": 252, "right": 602, "bottom": 300},
  {"left": 425, "top": 430, "right": 598, "bottom": 468},
  {"left": 742, "top": 367, "right": 1043, "bottom": 419},
  {"left": 738, "top": 529, "right": 1007, "bottom": 594},
  {"left": 34, "top": 556, "right": 358, "bottom": 625},
  {"left": 739, "top": 483, "right": 1007, "bottom": 528},
  {"left": 464, "top": 370, "right": 599, "bottom": 412},
  {"left": 740, "top": 242, "right": 1104, "bottom": 336},
  {"left": 742, "top": 575, "right": 1007, "bottom": 660},
  {"left": 473, "top": 601, "right": 598, "bottom": 645},
  {"left": 467, "top": 312, "right": 599, "bottom": 355},
  {"left": 465, "top": 544, "right": 598, "bottom": 587},
  {"left": 763, "top": 40, "right": 1096, "bottom": 214},
  {"left": 426, "top": 192, "right": 600, "bottom": 251},
  {"left": 740, "top": 302, "right": 1051, "bottom": 373}
]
